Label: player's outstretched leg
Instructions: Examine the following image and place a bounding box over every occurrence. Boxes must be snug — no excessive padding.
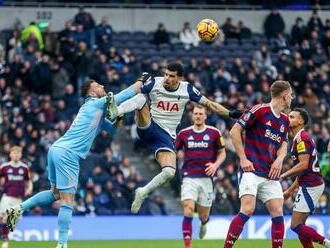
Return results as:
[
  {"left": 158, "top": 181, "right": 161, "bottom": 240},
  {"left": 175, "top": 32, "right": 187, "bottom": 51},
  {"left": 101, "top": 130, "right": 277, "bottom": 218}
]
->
[
  {"left": 106, "top": 72, "right": 150, "bottom": 122},
  {"left": 6, "top": 189, "right": 58, "bottom": 232},
  {"left": 107, "top": 93, "right": 147, "bottom": 122},
  {"left": 131, "top": 166, "right": 176, "bottom": 214},
  {"left": 131, "top": 151, "right": 176, "bottom": 214}
]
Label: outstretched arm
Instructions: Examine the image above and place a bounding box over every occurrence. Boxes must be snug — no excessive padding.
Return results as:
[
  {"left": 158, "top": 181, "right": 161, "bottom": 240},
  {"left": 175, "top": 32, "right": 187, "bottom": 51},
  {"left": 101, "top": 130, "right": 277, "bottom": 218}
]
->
[
  {"left": 114, "top": 72, "right": 151, "bottom": 105},
  {"left": 200, "top": 98, "right": 230, "bottom": 116},
  {"left": 187, "top": 83, "right": 242, "bottom": 118}
]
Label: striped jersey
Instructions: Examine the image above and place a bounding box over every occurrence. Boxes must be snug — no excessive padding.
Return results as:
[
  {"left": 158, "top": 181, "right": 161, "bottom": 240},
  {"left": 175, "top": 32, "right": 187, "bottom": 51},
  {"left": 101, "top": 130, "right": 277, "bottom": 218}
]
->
[
  {"left": 141, "top": 77, "right": 206, "bottom": 138},
  {"left": 175, "top": 125, "right": 225, "bottom": 177},
  {"left": 0, "top": 161, "right": 29, "bottom": 198},
  {"left": 237, "top": 103, "right": 289, "bottom": 178},
  {"left": 291, "top": 129, "right": 323, "bottom": 187}
]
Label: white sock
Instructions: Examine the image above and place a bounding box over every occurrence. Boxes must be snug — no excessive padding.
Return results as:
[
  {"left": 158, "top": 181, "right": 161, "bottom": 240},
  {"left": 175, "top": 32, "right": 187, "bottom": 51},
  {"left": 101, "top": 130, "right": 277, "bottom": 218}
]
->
[
  {"left": 324, "top": 239, "right": 330, "bottom": 247},
  {"left": 142, "top": 167, "right": 176, "bottom": 195},
  {"left": 117, "top": 94, "right": 147, "bottom": 116}
]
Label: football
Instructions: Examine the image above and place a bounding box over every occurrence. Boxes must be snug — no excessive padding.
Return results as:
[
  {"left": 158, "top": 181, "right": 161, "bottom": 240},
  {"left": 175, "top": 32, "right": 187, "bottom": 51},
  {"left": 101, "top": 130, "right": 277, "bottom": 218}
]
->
[{"left": 196, "top": 19, "right": 220, "bottom": 42}]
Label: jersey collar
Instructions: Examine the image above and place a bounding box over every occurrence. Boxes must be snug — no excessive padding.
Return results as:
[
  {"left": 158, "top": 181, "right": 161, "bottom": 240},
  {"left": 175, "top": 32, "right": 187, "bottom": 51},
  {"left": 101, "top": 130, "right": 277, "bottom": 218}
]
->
[
  {"left": 293, "top": 128, "right": 304, "bottom": 142},
  {"left": 269, "top": 103, "right": 280, "bottom": 118},
  {"left": 85, "top": 96, "right": 96, "bottom": 102},
  {"left": 193, "top": 125, "right": 207, "bottom": 133}
]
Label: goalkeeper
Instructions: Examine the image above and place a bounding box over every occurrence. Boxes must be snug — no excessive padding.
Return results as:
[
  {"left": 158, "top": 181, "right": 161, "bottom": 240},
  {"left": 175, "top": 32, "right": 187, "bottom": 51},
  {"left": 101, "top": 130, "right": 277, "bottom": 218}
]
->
[{"left": 5, "top": 74, "right": 149, "bottom": 248}]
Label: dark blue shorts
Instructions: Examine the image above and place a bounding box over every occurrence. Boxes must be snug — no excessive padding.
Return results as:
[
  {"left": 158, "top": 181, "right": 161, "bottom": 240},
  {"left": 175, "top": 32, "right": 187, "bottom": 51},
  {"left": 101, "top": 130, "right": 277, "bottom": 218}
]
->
[{"left": 137, "top": 120, "right": 175, "bottom": 157}]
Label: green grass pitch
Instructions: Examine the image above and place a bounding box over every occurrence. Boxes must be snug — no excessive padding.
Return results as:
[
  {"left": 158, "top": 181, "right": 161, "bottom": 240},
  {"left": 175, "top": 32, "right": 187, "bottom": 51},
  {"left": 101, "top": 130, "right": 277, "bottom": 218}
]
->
[{"left": 1, "top": 240, "right": 323, "bottom": 248}]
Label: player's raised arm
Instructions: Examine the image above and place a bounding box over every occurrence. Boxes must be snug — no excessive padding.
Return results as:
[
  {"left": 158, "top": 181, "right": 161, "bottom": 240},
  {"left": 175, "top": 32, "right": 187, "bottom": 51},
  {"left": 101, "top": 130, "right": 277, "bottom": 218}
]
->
[
  {"left": 201, "top": 98, "right": 243, "bottom": 118},
  {"left": 187, "top": 83, "right": 242, "bottom": 118}
]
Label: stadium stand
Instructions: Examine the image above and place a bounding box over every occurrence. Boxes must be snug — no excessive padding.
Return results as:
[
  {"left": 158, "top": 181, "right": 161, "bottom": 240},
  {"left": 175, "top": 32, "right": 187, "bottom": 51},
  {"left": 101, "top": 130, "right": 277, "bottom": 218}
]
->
[{"left": 0, "top": 8, "right": 329, "bottom": 216}]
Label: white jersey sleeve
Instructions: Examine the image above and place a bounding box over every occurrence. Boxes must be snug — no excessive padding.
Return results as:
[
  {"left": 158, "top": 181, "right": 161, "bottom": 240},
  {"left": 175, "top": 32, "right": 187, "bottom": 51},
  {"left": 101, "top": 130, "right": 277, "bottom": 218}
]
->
[
  {"left": 187, "top": 83, "right": 206, "bottom": 104},
  {"left": 140, "top": 77, "right": 156, "bottom": 94}
]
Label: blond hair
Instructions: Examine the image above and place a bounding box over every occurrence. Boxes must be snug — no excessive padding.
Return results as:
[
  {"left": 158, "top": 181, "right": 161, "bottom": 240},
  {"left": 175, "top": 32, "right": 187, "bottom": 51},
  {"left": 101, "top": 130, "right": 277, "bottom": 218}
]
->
[{"left": 10, "top": 146, "right": 23, "bottom": 153}]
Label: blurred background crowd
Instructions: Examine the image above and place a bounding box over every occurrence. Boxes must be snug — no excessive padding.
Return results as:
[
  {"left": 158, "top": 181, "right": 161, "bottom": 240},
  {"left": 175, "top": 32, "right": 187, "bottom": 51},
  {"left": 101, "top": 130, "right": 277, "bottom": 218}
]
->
[{"left": 0, "top": 6, "right": 329, "bottom": 216}]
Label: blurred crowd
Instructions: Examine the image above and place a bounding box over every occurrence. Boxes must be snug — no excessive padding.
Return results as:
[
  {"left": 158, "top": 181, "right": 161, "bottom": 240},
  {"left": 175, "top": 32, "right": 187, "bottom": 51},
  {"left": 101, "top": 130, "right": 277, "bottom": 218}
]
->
[{"left": 0, "top": 8, "right": 330, "bottom": 215}]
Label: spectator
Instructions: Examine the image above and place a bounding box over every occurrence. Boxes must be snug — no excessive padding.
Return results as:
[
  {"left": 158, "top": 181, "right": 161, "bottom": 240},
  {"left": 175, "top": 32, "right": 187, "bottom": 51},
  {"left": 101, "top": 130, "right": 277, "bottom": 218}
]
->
[
  {"left": 73, "top": 25, "right": 90, "bottom": 47},
  {"left": 273, "top": 33, "right": 288, "bottom": 53},
  {"left": 74, "top": 7, "right": 95, "bottom": 31},
  {"left": 153, "top": 23, "right": 170, "bottom": 47},
  {"left": 21, "top": 22, "right": 44, "bottom": 50},
  {"left": 149, "top": 194, "right": 168, "bottom": 215},
  {"left": 253, "top": 44, "right": 272, "bottom": 70},
  {"left": 61, "top": 84, "right": 78, "bottom": 116},
  {"left": 51, "top": 62, "right": 69, "bottom": 99},
  {"left": 93, "top": 184, "right": 112, "bottom": 215},
  {"left": 31, "top": 53, "right": 52, "bottom": 94},
  {"left": 74, "top": 41, "right": 92, "bottom": 91},
  {"left": 221, "top": 17, "right": 236, "bottom": 39},
  {"left": 308, "top": 10, "right": 323, "bottom": 32},
  {"left": 291, "top": 17, "right": 308, "bottom": 45},
  {"left": 264, "top": 10, "right": 285, "bottom": 39},
  {"left": 0, "top": 17, "right": 330, "bottom": 217},
  {"left": 95, "top": 16, "right": 113, "bottom": 53},
  {"left": 7, "top": 30, "right": 23, "bottom": 62},
  {"left": 236, "top": 20, "right": 251, "bottom": 40},
  {"left": 179, "top": 22, "right": 200, "bottom": 50}
]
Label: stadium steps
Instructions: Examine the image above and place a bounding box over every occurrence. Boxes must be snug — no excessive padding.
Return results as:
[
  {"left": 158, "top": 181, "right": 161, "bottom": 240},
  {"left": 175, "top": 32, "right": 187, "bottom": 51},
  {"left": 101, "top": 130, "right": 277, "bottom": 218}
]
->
[{"left": 114, "top": 127, "right": 182, "bottom": 214}]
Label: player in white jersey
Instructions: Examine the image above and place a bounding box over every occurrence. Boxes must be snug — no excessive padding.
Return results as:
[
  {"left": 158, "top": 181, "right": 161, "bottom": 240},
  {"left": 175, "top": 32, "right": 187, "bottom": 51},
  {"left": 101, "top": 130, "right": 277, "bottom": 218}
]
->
[{"left": 107, "top": 62, "right": 242, "bottom": 213}]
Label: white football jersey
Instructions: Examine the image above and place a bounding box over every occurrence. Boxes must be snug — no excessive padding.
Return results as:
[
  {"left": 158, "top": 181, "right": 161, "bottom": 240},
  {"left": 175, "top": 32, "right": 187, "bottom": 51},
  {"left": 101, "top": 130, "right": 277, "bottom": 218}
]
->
[{"left": 141, "top": 77, "right": 206, "bottom": 138}]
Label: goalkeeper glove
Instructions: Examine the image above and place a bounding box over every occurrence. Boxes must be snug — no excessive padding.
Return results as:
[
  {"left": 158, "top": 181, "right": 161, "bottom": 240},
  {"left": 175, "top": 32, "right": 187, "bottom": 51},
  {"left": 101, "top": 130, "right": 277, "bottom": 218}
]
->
[
  {"left": 137, "top": 72, "right": 151, "bottom": 84},
  {"left": 229, "top": 109, "right": 243, "bottom": 119}
]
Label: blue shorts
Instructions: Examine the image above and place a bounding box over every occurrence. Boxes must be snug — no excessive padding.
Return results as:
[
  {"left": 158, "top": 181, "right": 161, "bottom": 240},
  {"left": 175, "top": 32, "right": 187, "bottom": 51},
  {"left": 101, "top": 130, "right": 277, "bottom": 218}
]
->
[
  {"left": 47, "top": 146, "right": 80, "bottom": 194},
  {"left": 137, "top": 120, "right": 175, "bottom": 157}
]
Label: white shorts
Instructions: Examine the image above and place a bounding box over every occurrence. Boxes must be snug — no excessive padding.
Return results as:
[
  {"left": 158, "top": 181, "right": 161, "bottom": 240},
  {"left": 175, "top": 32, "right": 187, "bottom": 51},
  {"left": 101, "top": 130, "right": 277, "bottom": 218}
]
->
[
  {"left": 0, "top": 194, "right": 22, "bottom": 214},
  {"left": 293, "top": 184, "right": 325, "bottom": 213},
  {"left": 181, "top": 177, "right": 214, "bottom": 207},
  {"left": 238, "top": 172, "right": 283, "bottom": 203}
]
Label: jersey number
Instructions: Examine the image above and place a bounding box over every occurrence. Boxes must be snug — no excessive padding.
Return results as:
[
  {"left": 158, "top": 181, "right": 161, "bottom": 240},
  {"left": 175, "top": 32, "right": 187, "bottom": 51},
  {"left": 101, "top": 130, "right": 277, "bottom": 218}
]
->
[{"left": 311, "top": 148, "right": 320, "bottom": 173}]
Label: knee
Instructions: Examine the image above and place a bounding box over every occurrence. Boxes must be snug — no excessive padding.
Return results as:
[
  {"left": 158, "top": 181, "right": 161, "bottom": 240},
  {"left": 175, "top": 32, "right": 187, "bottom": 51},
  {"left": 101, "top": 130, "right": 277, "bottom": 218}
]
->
[
  {"left": 183, "top": 205, "right": 194, "bottom": 217},
  {"left": 199, "top": 213, "right": 209, "bottom": 223},
  {"left": 290, "top": 223, "right": 302, "bottom": 232},
  {"left": 240, "top": 206, "right": 255, "bottom": 217},
  {"left": 51, "top": 187, "right": 60, "bottom": 200},
  {"left": 162, "top": 167, "right": 176, "bottom": 180},
  {"left": 59, "top": 193, "right": 75, "bottom": 205}
]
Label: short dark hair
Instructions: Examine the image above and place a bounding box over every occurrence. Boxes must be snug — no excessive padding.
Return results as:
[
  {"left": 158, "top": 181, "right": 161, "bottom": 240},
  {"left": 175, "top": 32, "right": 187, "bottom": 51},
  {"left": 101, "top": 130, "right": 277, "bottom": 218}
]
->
[
  {"left": 270, "top": 80, "right": 291, "bottom": 98},
  {"left": 294, "top": 107, "right": 309, "bottom": 126},
  {"left": 167, "top": 62, "right": 184, "bottom": 77},
  {"left": 80, "top": 79, "right": 95, "bottom": 98}
]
